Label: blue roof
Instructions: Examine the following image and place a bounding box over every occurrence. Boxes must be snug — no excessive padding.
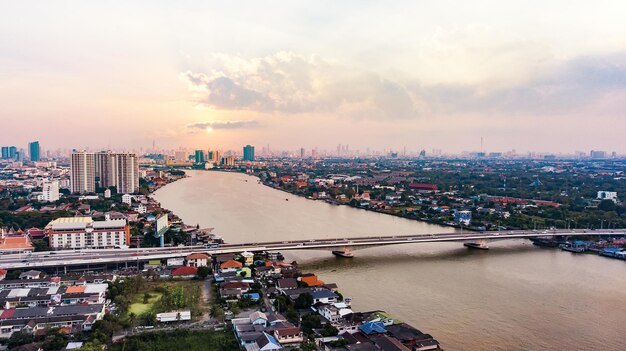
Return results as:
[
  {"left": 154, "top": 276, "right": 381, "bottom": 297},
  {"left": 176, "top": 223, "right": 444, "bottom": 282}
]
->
[
  {"left": 602, "top": 248, "right": 621, "bottom": 253},
  {"left": 359, "top": 321, "right": 387, "bottom": 335},
  {"left": 311, "top": 290, "right": 338, "bottom": 299}
]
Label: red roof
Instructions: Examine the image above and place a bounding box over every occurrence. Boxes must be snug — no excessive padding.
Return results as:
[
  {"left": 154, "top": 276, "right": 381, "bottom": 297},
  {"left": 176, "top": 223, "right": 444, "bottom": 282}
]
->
[
  {"left": 0, "top": 309, "right": 15, "bottom": 319},
  {"left": 186, "top": 253, "right": 210, "bottom": 260},
  {"left": 172, "top": 266, "right": 198, "bottom": 276},
  {"left": 409, "top": 183, "right": 438, "bottom": 191},
  {"left": 220, "top": 260, "right": 243, "bottom": 269},
  {"left": 0, "top": 268, "right": 7, "bottom": 276},
  {"left": 275, "top": 327, "right": 302, "bottom": 336}
]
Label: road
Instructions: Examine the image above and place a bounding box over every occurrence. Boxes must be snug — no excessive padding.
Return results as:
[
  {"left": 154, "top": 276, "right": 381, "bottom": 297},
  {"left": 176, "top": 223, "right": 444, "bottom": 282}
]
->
[{"left": 1, "top": 229, "right": 624, "bottom": 270}]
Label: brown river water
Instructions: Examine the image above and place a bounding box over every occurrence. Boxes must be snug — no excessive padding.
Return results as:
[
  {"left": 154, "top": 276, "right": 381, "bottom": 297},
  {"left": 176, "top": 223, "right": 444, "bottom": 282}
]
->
[{"left": 153, "top": 170, "right": 626, "bottom": 351}]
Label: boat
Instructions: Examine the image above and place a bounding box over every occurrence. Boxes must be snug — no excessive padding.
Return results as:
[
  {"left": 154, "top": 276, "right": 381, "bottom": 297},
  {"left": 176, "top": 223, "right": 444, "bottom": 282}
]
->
[
  {"left": 529, "top": 238, "right": 559, "bottom": 248},
  {"left": 332, "top": 250, "right": 354, "bottom": 258},
  {"left": 464, "top": 242, "right": 489, "bottom": 250}
]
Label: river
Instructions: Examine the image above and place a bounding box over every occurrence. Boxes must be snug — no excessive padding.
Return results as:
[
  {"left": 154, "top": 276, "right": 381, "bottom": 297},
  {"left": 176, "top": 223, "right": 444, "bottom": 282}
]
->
[{"left": 152, "top": 170, "right": 626, "bottom": 351}]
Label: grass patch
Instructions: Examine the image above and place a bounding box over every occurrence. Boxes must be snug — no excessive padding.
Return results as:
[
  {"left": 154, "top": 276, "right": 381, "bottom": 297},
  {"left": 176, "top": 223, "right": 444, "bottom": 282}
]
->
[{"left": 128, "top": 292, "right": 162, "bottom": 316}]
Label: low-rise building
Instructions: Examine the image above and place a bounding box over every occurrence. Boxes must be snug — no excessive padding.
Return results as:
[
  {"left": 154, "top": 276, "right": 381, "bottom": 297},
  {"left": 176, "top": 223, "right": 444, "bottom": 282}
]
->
[{"left": 45, "top": 217, "right": 130, "bottom": 249}]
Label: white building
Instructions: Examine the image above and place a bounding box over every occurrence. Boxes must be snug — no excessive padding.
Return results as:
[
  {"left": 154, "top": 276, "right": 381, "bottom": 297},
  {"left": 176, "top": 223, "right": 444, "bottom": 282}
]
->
[
  {"left": 39, "top": 179, "right": 60, "bottom": 202},
  {"left": 71, "top": 151, "right": 95, "bottom": 193},
  {"left": 597, "top": 191, "right": 618, "bottom": 202},
  {"left": 122, "top": 194, "right": 132, "bottom": 205},
  {"left": 45, "top": 217, "right": 129, "bottom": 249},
  {"left": 104, "top": 189, "right": 111, "bottom": 198}
]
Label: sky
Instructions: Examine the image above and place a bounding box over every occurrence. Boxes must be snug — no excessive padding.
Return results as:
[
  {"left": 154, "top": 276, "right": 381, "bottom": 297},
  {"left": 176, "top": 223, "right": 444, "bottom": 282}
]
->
[{"left": 1, "top": 1, "right": 626, "bottom": 154}]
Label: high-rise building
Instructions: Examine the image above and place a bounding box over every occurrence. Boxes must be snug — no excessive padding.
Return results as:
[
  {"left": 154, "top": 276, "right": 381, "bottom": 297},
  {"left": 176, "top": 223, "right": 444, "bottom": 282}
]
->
[
  {"left": 71, "top": 151, "right": 96, "bottom": 193},
  {"left": 1, "top": 147, "right": 8, "bottom": 159},
  {"left": 300, "top": 147, "right": 305, "bottom": 158},
  {"left": 211, "top": 150, "right": 221, "bottom": 164},
  {"left": 93, "top": 151, "right": 139, "bottom": 193},
  {"left": 9, "top": 146, "right": 17, "bottom": 159},
  {"left": 222, "top": 155, "right": 235, "bottom": 166},
  {"left": 243, "top": 145, "right": 255, "bottom": 161},
  {"left": 40, "top": 179, "right": 60, "bottom": 202},
  {"left": 115, "top": 153, "right": 139, "bottom": 194},
  {"left": 194, "top": 150, "right": 205, "bottom": 163},
  {"left": 29, "top": 141, "right": 40, "bottom": 161},
  {"left": 95, "top": 151, "right": 116, "bottom": 189},
  {"left": 590, "top": 150, "right": 607, "bottom": 159}
]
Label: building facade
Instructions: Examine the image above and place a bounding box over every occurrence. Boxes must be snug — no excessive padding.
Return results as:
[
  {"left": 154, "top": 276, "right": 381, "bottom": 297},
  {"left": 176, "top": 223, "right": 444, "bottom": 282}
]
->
[
  {"left": 71, "top": 151, "right": 96, "bottom": 194},
  {"left": 243, "top": 145, "right": 255, "bottom": 161},
  {"left": 40, "top": 179, "right": 60, "bottom": 202},
  {"left": 46, "top": 217, "right": 130, "bottom": 249},
  {"left": 29, "top": 141, "right": 40, "bottom": 162}
]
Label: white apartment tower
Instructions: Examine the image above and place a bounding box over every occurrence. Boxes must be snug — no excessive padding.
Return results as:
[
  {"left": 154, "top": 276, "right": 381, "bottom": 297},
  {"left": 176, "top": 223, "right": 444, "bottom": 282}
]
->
[
  {"left": 71, "top": 151, "right": 96, "bottom": 193},
  {"left": 41, "top": 179, "right": 60, "bottom": 202},
  {"left": 72, "top": 151, "right": 139, "bottom": 194}
]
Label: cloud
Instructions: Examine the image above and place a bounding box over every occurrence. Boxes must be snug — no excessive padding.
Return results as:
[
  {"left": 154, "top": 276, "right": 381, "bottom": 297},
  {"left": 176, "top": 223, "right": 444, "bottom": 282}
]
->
[
  {"left": 181, "top": 51, "right": 626, "bottom": 121},
  {"left": 181, "top": 51, "right": 423, "bottom": 119},
  {"left": 187, "top": 120, "right": 259, "bottom": 130}
]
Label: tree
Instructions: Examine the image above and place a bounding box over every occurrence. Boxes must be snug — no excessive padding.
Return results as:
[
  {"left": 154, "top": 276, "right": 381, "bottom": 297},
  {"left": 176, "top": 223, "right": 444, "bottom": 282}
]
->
[
  {"left": 7, "top": 331, "right": 34, "bottom": 348},
  {"left": 197, "top": 266, "right": 212, "bottom": 279},
  {"left": 321, "top": 324, "right": 339, "bottom": 337},
  {"left": 294, "top": 293, "right": 313, "bottom": 309},
  {"left": 598, "top": 199, "right": 616, "bottom": 212}
]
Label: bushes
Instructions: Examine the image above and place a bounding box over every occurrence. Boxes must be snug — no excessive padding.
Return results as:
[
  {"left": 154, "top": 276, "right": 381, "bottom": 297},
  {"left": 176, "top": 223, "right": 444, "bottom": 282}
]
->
[{"left": 111, "top": 329, "right": 238, "bottom": 351}]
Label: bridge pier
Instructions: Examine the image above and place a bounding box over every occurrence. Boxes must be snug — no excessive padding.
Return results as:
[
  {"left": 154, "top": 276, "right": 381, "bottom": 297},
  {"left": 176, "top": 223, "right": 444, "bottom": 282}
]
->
[
  {"left": 332, "top": 247, "right": 354, "bottom": 258},
  {"left": 464, "top": 239, "right": 489, "bottom": 250}
]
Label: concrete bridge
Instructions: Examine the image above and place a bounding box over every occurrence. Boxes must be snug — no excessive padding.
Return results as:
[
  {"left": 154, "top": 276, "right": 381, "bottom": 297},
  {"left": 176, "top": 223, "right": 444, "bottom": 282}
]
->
[{"left": 1, "top": 229, "right": 623, "bottom": 270}]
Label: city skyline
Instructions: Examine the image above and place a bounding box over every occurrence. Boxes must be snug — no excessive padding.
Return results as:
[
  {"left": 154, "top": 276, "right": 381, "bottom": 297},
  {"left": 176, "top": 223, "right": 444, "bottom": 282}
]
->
[{"left": 2, "top": 1, "right": 626, "bottom": 153}]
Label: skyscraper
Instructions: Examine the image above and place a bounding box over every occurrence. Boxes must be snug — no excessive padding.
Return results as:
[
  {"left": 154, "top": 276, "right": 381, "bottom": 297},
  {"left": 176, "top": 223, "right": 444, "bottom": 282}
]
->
[
  {"left": 115, "top": 153, "right": 139, "bottom": 194},
  {"left": 8, "top": 146, "right": 17, "bottom": 159},
  {"left": 243, "top": 145, "right": 255, "bottom": 161},
  {"left": 71, "top": 151, "right": 96, "bottom": 193},
  {"left": 194, "top": 150, "right": 205, "bottom": 163},
  {"left": 94, "top": 151, "right": 139, "bottom": 193},
  {"left": 29, "top": 141, "right": 40, "bottom": 161},
  {"left": 1, "top": 147, "right": 8, "bottom": 159}
]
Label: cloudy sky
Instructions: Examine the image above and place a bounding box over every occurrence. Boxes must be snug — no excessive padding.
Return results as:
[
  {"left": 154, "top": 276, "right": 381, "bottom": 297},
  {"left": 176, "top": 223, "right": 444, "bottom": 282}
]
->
[{"left": 1, "top": 1, "right": 626, "bottom": 154}]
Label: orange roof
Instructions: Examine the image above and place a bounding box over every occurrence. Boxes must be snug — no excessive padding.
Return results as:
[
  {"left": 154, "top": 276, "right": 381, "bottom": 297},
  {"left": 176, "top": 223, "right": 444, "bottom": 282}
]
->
[
  {"left": 0, "top": 235, "right": 33, "bottom": 250},
  {"left": 186, "top": 253, "right": 210, "bottom": 260},
  {"left": 0, "top": 269, "right": 7, "bottom": 276},
  {"left": 300, "top": 275, "right": 324, "bottom": 287},
  {"left": 220, "top": 260, "right": 243, "bottom": 269},
  {"left": 66, "top": 285, "right": 86, "bottom": 294},
  {"left": 172, "top": 266, "right": 198, "bottom": 276}
]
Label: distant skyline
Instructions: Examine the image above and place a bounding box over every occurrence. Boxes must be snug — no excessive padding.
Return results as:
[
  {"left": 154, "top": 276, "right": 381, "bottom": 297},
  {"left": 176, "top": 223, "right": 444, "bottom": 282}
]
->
[{"left": 1, "top": 1, "right": 626, "bottom": 153}]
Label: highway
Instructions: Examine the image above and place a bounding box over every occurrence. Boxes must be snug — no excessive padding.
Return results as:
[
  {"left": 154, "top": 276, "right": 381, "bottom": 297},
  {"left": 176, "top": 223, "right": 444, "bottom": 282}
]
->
[{"left": 1, "top": 229, "right": 624, "bottom": 270}]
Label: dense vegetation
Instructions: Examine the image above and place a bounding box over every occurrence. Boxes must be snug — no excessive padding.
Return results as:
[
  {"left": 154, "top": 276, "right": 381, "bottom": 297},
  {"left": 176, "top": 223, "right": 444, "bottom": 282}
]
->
[{"left": 110, "top": 329, "right": 238, "bottom": 351}]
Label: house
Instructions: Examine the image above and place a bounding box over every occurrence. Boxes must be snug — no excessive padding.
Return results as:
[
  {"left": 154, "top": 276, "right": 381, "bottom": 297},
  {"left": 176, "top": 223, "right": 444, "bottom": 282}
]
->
[
  {"left": 277, "top": 278, "right": 298, "bottom": 291},
  {"left": 19, "top": 270, "right": 42, "bottom": 280},
  {"left": 299, "top": 275, "right": 324, "bottom": 287},
  {"left": 386, "top": 323, "right": 440, "bottom": 351},
  {"left": 311, "top": 290, "right": 339, "bottom": 304},
  {"left": 359, "top": 321, "right": 387, "bottom": 335},
  {"left": 254, "top": 332, "right": 283, "bottom": 351},
  {"left": 171, "top": 266, "right": 198, "bottom": 278},
  {"left": 220, "top": 260, "right": 243, "bottom": 273},
  {"left": 186, "top": 253, "right": 210, "bottom": 267},
  {"left": 250, "top": 311, "right": 269, "bottom": 327},
  {"left": 0, "top": 269, "right": 7, "bottom": 281},
  {"left": 241, "top": 251, "right": 254, "bottom": 266},
  {"left": 273, "top": 326, "right": 304, "bottom": 345},
  {"left": 371, "top": 335, "right": 411, "bottom": 351}
]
